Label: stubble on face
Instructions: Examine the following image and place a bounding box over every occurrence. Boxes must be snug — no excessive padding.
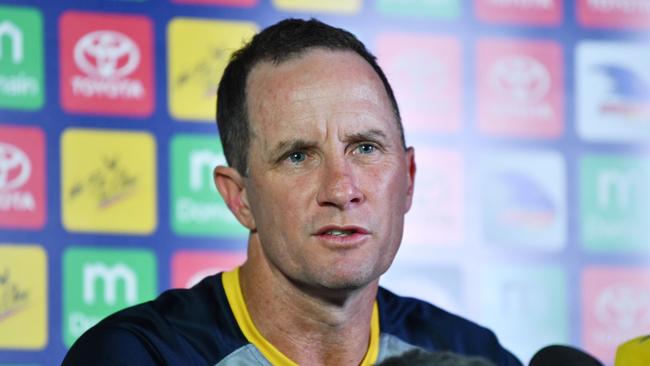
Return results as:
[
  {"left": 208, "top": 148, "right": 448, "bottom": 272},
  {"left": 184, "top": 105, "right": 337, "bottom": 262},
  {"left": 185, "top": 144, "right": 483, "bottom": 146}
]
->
[{"left": 241, "top": 49, "right": 415, "bottom": 295}]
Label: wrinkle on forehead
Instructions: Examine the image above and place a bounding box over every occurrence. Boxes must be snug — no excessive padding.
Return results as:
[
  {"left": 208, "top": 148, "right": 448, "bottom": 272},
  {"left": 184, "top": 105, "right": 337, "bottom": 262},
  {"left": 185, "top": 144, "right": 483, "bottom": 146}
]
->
[
  {"left": 251, "top": 82, "right": 389, "bottom": 125},
  {"left": 287, "top": 81, "right": 384, "bottom": 105},
  {"left": 245, "top": 49, "right": 399, "bottom": 159}
]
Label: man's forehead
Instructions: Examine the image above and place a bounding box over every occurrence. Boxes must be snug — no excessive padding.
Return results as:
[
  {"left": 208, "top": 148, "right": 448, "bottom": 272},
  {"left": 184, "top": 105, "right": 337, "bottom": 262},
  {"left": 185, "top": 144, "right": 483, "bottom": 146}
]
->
[
  {"left": 246, "top": 49, "right": 384, "bottom": 100},
  {"left": 243, "top": 49, "right": 398, "bottom": 154},
  {"left": 247, "top": 54, "right": 391, "bottom": 113},
  {"left": 253, "top": 85, "right": 391, "bottom": 127}
]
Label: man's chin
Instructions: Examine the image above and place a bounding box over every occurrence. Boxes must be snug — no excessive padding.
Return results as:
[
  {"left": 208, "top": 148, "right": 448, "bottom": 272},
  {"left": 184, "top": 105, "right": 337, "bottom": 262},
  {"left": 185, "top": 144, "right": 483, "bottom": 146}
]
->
[{"left": 292, "top": 270, "right": 382, "bottom": 301}]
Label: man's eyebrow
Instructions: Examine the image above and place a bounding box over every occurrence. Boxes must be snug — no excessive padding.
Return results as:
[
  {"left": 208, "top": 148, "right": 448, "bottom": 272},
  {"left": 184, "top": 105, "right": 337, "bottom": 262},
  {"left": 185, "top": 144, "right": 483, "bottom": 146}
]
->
[
  {"left": 342, "top": 129, "right": 389, "bottom": 143},
  {"left": 268, "top": 138, "right": 318, "bottom": 160},
  {"left": 268, "top": 129, "right": 389, "bottom": 160}
]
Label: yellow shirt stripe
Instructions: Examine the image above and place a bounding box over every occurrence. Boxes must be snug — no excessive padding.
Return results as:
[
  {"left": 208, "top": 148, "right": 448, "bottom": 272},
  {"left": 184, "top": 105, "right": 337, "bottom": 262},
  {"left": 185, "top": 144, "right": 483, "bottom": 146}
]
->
[{"left": 222, "top": 268, "right": 380, "bottom": 365}]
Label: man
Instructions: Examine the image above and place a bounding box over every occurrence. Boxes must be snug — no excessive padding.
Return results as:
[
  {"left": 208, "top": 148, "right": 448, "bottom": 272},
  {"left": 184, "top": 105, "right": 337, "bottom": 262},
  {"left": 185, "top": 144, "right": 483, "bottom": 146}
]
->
[{"left": 63, "top": 19, "right": 522, "bottom": 366}]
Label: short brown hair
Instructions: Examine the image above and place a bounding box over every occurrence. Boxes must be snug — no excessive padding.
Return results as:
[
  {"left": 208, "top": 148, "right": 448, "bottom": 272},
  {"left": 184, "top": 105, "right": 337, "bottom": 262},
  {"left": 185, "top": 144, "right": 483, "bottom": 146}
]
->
[{"left": 216, "top": 18, "right": 404, "bottom": 175}]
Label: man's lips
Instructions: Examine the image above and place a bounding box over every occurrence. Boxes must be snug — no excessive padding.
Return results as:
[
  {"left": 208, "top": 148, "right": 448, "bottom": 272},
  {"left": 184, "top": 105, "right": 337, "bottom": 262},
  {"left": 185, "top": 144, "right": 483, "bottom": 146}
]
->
[
  {"left": 314, "top": 225, "right": 370, "bottom": 236},
  {"left": 313, "top": 225, "right": 371, "bottom": 247}
]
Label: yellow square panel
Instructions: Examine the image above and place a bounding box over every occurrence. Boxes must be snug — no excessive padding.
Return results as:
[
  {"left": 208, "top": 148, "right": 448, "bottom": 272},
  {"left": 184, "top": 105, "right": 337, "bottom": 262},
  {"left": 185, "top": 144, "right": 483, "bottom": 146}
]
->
[
  {"left": 0, "top": 244, "right": 47, "bottom": 349},
  {"left": 61, "top": 129, "right": 157, "bottom": 234},
  {"left": 272, "top": 0, "right": 362, "bottom": 14},
  {"left": 168, "top": 18, "right": 257, "bottom": 122}
]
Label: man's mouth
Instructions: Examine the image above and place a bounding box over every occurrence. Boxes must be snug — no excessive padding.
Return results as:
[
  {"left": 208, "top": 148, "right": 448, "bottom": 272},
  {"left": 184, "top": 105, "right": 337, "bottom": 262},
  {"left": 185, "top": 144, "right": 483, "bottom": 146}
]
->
[
  {"left": 316, "top": 226, "right": 369, "bottom": 237},
  {"left": 325, "top": 229, "right": 355, "bottom": 236}
]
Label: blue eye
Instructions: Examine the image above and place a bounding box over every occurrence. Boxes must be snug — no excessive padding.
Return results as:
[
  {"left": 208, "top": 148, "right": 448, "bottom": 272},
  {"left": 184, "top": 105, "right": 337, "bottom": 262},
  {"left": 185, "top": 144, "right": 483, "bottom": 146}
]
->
[
  {"left": 288, "top": 151, "right": 306, "bottom": 163},
  {"left": 356, "top": 144, "right": 375, "bottom": 154}
]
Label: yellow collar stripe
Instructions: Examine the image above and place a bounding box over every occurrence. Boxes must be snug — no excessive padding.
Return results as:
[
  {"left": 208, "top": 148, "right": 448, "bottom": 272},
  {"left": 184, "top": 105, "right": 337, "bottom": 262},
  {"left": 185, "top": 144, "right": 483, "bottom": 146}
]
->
[
  {"left": 222, "top": 268, "right": 380, "bottom": 366},
  {"left": 222, "top": 268, "right": 296, "bottom": 365},
  {"left": 361, "top": 302, "right": 380, "bottom": 366}
]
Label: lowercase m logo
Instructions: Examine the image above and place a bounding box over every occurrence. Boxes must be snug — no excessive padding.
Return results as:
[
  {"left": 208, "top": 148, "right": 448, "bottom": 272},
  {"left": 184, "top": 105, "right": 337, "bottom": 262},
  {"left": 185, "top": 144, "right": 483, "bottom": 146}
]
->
[
  {"left": 0, "top": 20, "right": 23, "bottom": 63},
  {"left": 189, "top": 149, "right": 221, "bottom": 192},
  {"left": 0, "top": 5, "right": 44, "bottom": 110},
  {"left": 63, "top": 247, "right": 156, "bottom": 346},
  {"left": 580, "top": 154, "right": 650, "bottom": 252},
  {"left": 83, "top": 262, "right": 137, "bottom": 305},
  {"left": 171, "top": 134, "right": 247, "bottom": 237}
]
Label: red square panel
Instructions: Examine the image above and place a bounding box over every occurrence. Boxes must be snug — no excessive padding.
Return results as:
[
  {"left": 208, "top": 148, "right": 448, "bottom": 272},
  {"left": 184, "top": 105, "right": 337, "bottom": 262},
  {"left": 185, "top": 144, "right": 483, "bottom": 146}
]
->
[
  {"left": 578, "top": 0, "right": 650, "bottom": 29},
  {"left": 475, "top": 0, "right": 562, "bottom": 25},
  {"left": 0, "top": 125, "right": 45, "bottom": 229},
  {"left": 582, "top": 267, "right": 650, "bottom": 364},
  {"left": 476, "top": 38, "right": 564, "bottom": 139},
  {"left": 402, "top": 148, "right": 464, "bottom": 246},
  {"left": 59, "top": 11, "right": 154, "bottom": 117},
  {"left": 171, "top": 250, "right": 246, "bottom": 288},
  {"left": 376, "top": 33, "right": 462, "bottom": 135},
  {"left": 171, "top": 0, "right": 257, "bottom": 6}
]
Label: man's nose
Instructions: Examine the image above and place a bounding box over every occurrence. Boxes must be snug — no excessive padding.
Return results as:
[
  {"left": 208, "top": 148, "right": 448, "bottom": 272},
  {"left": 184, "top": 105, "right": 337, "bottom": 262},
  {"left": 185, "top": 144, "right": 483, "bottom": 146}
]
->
[{"left": 316, "top": 158, "right": 364, "bottom": 209}]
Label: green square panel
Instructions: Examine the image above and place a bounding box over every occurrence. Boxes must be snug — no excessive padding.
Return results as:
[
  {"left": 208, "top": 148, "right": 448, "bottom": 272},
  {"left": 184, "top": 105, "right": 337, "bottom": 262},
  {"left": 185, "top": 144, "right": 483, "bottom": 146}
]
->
[
  {"left": 63, "top": 247, "right": 157, "bottom": 347},
  {"left": 473, "top": 265, "right": 568, "bottom": 363},
  {"left": 171, "top": 134, "right": 248, "bottom": 237},
  {"left": 375, "top": 0, "right": 460, "bottom": 19},
  {"left": 580, "top": 154, "right": 650, "bottom": 253},
  {"left": 0, "top": 5, "right": 43, "bottom": 110}
]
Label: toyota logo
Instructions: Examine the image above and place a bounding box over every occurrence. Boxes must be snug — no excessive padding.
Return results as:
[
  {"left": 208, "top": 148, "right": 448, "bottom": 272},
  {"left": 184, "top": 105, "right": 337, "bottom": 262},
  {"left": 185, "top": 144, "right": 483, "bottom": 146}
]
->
[
  {"left": 74, "top": 30, "right": 140, "bottom": 79},
  {"left": 489, "top": 55, "right": 550, "bottom": 104},
  {"left": 0, "top": 143, "right": 31, "bottom": 191},
  {"left": 595, "top": 284, "right": 650, "bottom": 331}
]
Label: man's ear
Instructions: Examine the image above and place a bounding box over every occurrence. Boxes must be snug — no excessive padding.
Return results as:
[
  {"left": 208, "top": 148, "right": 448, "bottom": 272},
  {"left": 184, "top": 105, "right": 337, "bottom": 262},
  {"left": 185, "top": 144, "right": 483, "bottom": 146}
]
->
[
  {"left": 404, "top": 147, "right": 416, "bottom": 214},
  {"left": 214, "top": 166, "right": 256, "bottom": 230}
]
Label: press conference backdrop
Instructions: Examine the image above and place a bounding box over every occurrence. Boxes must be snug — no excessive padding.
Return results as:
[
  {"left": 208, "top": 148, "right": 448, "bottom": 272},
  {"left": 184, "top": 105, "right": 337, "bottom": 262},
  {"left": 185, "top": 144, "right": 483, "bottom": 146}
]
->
[{"left": 1, "top": 0, "right": 649, "bottom": 364}]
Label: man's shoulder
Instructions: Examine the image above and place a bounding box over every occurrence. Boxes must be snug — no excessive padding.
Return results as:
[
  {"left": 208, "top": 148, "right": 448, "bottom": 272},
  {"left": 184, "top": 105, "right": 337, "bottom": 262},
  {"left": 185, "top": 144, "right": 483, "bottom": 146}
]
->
[
  {"left": 377, "top": 286, "right": 492, "bottom": 340},
  {"left": 63, "top": 273, "right": 247, "bottom": 365},
  {"left": 98, "top": 273, "right": 235, "bottom": 337},
  {"left": 377, "top": 286, "right": 522, "bottom": 366}
]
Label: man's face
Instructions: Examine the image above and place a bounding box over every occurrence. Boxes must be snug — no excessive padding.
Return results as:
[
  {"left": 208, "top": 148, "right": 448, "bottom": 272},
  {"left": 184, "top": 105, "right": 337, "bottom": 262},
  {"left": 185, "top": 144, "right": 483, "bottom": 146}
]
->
[{"left": 243, "top": 49, "right": 415, "bottom": 291}]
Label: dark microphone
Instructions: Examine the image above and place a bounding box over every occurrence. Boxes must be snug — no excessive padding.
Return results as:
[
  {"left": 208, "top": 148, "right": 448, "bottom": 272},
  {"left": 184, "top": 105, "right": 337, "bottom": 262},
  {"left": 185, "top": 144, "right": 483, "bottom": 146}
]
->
[{"left": 529, "top": 345, "right": 603, "bottom": 366}]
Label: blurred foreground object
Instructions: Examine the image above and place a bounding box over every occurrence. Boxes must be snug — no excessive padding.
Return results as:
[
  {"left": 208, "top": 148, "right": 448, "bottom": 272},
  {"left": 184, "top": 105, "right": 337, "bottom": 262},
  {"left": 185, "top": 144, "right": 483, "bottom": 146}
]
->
[
  {"left": 529, "top": 345, "right": 603, "bottom": 366},
  {"left": 615, "top": 335, "right": 650, "bottom": 366},
  {"left": 377, "top": 349, "right": 496, "bottom": 366}
]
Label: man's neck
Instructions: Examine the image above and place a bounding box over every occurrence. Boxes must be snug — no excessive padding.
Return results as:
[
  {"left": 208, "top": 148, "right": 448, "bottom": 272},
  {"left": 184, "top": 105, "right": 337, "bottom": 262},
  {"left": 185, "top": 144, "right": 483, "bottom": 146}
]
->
[{"left": 238, "top": 241, "right": 379, "bottom": 366}]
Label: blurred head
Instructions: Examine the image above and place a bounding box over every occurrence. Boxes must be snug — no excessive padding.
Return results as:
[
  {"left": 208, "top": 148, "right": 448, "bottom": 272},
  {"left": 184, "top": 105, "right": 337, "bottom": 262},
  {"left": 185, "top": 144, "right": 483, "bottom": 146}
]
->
[{"left": 376, "top": 349, "right": 497, "bottom": 366}]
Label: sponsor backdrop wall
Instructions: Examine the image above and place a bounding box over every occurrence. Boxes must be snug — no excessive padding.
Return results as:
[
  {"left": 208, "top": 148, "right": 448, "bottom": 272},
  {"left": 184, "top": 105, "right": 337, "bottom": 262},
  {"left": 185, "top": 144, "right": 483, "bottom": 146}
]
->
[{"left": 0, "top": 0, "right": 649, "bottom": 364}]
